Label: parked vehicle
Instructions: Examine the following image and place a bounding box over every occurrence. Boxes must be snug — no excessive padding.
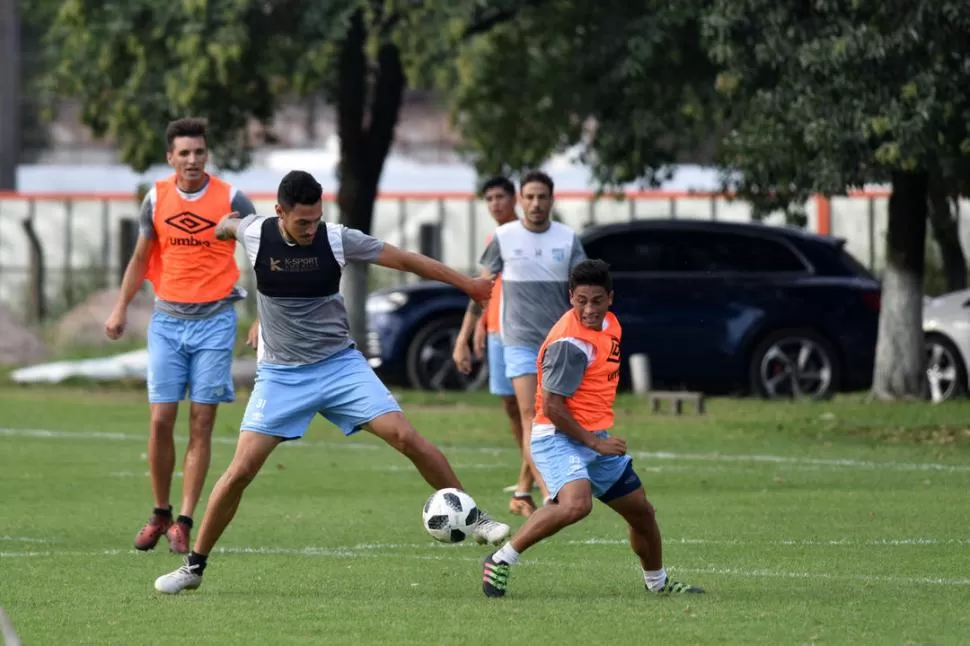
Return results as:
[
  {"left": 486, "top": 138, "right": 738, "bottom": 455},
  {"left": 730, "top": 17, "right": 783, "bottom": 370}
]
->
[
  {"left": 923, "top": 289, "right": 970, "bottom": 401},
  {"left": 366, "top": 219, "right": 882, "bottom": 398}
]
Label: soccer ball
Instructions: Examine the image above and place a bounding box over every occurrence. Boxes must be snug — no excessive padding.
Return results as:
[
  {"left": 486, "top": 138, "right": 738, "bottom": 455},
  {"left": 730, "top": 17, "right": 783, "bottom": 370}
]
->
[{"left": 422, "top": 488, "right": 479, "bottom": 543}]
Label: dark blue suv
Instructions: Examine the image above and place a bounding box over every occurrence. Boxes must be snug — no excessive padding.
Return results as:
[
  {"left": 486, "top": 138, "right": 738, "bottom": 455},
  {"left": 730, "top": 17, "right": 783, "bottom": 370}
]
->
[{"left": 365, "top": 219, "right": 881, "bottom": 398}]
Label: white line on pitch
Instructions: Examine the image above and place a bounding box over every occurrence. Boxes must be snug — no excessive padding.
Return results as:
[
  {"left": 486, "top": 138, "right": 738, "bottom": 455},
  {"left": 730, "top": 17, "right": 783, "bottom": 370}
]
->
[
  {"left": 672, "top": 566, "right": 970, "bottom": 587},
  {"left": 1, "top": 544, "right": 967, "bottom": 587},
  {"left": 106, "top": 471, "right": 279, "bottom": 478},
  {"left": 3, "top": 426, "right": 970, "bottom": 474}
]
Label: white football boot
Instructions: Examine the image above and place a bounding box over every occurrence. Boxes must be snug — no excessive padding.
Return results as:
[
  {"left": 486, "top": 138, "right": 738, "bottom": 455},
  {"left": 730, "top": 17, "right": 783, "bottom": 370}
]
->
[
  {"left": 154, "top": 560, "right": 203, "bottom": 594},
  {"left": 473, "top": 510, "right": 511, "bottom": 545}
]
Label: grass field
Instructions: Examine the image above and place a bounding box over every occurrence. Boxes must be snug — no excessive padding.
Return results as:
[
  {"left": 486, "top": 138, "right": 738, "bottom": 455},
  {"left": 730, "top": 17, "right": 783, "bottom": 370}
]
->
[{"left": 2, "top": 385, "right": 970, "bottom": 645}]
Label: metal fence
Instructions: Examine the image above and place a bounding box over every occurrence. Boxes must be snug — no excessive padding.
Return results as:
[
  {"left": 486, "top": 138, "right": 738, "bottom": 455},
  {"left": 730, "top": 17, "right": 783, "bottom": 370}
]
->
[{"left": 0, "top": 189, "right": 965, "bottom": 321}]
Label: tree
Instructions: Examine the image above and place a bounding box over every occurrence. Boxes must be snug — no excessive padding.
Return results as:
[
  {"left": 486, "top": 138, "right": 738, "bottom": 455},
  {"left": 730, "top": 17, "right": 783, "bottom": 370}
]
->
[
  {"left": 439, "top": 0, "right": 719, "bottom": 189},
  {"left": 42, "top": 0, "right": 520, "bottom": 344},
  {"left": 927, "top": 170, "right": 966, "bottom": 294},
  {"left": 701, "top": 0, "right": 970, "bottom": 400}
]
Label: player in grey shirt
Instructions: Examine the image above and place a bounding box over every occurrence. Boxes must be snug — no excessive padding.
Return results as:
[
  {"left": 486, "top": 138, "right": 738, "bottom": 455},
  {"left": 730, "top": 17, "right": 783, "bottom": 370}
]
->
[
  {"left": 477, "top": 170, "right": 586, "bottom": 506},
  {"left": 154, "top": 170, "right": 512, "bottom": 594}
]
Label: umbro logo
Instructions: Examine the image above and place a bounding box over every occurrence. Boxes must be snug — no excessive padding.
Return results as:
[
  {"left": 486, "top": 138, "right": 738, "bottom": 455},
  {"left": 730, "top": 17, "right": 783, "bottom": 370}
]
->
[{"left": 165, "top": 211, "right": 216, "bottom": 235}]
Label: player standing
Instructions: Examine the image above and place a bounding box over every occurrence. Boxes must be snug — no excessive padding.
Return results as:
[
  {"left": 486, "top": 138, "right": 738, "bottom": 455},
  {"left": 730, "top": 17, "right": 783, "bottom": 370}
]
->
[
  {"left": 452, "top": 176, "right": 539, "bottom": 517},
  {"left": 480, "top": 260, "right": 704, "bottom": 598},
  {"left": 153, "top": 170, "right": 511, "bottom": 594},
  {"left": 104, "top": 117, "right": 256, "bottom": 554},
  {"left": 478, "top": 171, "right": 587, "bottom": 507}
]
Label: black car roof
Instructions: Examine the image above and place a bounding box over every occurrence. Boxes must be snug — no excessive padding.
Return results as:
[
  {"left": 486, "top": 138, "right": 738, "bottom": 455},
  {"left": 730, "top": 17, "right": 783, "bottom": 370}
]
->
[{"left": 580, "top": 218, "right": 842, "bottom": 246}]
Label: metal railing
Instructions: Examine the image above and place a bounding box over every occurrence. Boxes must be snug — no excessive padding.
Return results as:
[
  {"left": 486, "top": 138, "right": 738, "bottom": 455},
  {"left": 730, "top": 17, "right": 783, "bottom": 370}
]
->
[{"left": 0, "top": 189, "right": 959, "bottom": 321}]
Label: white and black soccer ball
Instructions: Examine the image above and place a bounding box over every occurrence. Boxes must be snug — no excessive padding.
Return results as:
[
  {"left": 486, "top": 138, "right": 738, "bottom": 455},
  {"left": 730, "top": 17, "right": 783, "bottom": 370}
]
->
[{"left": 422, "top": 488, "right": 479, "bottom": 543}]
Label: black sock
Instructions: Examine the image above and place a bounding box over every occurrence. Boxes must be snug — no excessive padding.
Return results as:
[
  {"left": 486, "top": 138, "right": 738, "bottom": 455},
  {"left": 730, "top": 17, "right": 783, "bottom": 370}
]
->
[
  {"left": 188, "top": 551, "right": 208, "bottom": 575},
  {"left": 176, "top": 515, "right": 193, "bottom": 528},
  {"left": 153, "top": 506, "right": 173, "bottom": 519}
]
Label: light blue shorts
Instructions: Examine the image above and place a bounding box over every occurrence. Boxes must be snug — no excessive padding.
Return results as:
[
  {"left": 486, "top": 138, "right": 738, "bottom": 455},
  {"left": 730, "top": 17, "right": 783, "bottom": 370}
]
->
[
  {"left": 531, "top": 430, "right": 637, "bottom": 502},
  {"left": 241, "top": 347, "right": 402, "bottom": 441},
  {"left": 504, "top": 344, "right": 539, "bottom": 380},
  {"left": 146, "top": 308, "right": 237, "bottom": 405},
  {"left": 487, "top": 334, "right": 515, "bottom": 397}
]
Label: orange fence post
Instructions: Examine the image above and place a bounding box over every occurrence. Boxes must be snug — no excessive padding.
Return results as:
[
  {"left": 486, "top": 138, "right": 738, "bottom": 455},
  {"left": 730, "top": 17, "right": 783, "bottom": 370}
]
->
[{"left": 815, "top": 194, "right": 831, "bottom": 235}]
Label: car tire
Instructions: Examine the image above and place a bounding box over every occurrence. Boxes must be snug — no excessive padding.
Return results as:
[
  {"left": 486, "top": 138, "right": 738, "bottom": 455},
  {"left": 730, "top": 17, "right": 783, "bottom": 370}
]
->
[
  {"left": 749, "top": 328, "right": 841, "bottom": 400},
  {"left": 405, "top": 314, "right": 488, "bottom": 391},
  {"left": 925, "top": 333, "right": 968, "bottom": 402}
]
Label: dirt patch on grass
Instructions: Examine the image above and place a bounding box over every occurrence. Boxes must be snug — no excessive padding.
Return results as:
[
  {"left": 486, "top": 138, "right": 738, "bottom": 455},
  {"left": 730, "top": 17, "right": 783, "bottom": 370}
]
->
[
  {"left": 846, "top": 425, "right": 970, "bottom": 446},
  {"left": 0, "top": 306, "right": 49, "bottom": 366}
]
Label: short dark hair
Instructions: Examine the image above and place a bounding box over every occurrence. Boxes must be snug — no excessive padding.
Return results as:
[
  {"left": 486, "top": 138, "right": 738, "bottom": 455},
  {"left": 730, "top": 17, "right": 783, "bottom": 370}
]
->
[
  {"left": 481, "top": 175, "right": 515, "bottom": 196},
  {"left": 165, "top": 117, "right": 208, "bottom": 150},
  {"left": 569, "top": 259, "right": 612, "bottom": 293},
  {"left": 277, "top": 170, "right": 323, "bottom": 211},
  {"left": 520, "top": 170, "right": 554, "bottom": 195}
]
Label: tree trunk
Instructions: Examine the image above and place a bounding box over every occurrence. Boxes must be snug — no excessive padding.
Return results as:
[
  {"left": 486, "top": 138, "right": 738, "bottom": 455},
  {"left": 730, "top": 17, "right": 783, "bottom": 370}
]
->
[
  {"left": 335, "top": 9, "right": 405, "bottom": 348},
  {"left": 870, "top": 170, "right": 928, "bottom": 400},
  {"left": 22, "top": 213, "right": 45, "bottom": 323},
  {"left": 0, "top": 0, "right": 22, "bottom": 190},
  {"left": 927, "top": 172, "right": 967, "bottom": 292}
]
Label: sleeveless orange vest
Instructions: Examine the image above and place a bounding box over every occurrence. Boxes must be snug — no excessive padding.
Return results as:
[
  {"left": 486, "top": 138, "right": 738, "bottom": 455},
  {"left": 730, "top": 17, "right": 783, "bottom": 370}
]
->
[
  {"left": 145, "top": 174, "right": 239, "bottom": 303},
  {"left": 485, "top": 274, "right": 503, "bottom": 332},
  {"left": 534, "top": 310, "right": 622, "bottom": 431},
  {"left": 483, "top": 233, "right": 503, "bottom": 332}
]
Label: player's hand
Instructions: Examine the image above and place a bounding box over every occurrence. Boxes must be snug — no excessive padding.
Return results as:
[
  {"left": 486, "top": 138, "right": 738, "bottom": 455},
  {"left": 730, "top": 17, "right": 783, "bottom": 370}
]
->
[
  {"left": 472, "top": 321, "right": 487, "bottom": 360},
  {"left": 246, "top": 319, "right": 260, "bottom": 349},
  {"left": 104, "top": 307, "right": 127, "bottom": 340},
  {"left": 591, "top": 436, "right": 627, "bottom": 456},
  {"left": 453, "top": 342, "right": 473, "bottom": 375},
  {"left": 466, "top": 277, "right": 494, "bottom": 306},
  {"left": 224, "top": 210, "right": 242, "bottom": 220}
]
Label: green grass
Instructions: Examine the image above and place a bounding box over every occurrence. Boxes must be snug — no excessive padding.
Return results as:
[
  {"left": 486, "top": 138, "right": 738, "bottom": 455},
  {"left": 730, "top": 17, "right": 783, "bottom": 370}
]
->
[{"left": 2, "top": 387, "right": 970, "bottom": 645}]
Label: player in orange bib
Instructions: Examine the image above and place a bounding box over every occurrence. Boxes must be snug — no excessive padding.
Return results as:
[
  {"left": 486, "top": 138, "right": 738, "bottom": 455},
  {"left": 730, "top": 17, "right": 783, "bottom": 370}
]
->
[
  {"left": 104, "top": 117, "right": 256, "bottom": 554},
  {"left": 480, "top": 259, "right": 704, "bottom": 598}
]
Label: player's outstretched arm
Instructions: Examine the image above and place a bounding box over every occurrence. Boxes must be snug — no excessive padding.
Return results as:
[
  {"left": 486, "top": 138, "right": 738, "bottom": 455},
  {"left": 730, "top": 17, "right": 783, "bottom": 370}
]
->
[
  {"left": 214, "top": 211, "right": 245, "bottom": 240},
  {"left": 375, "top": 243, "right": 493, "bottom": 304}
]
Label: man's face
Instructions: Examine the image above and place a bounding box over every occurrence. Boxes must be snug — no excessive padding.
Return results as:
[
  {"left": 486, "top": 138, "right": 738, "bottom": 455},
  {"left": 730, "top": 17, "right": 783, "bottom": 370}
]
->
[
  {"left": 275, "top": 201, "right": 323, "bottom": 246},
  {"left": 519, "top": 181, "right": 553, "bottom": 228},
  {"left": 484, "top": 187, "right": 516, "bottom": 224},
  {"left": 570, "top": 284, "right": 612, "bottom": 330},
  {"left": 166, "top": 136, "right": 208, "bottom": 186}
]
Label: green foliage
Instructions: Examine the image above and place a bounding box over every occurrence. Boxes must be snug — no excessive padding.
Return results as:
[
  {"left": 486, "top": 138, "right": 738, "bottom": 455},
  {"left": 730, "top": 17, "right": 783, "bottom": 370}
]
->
[
  {"left": 702, "top": 0, "right": 970, "bottom": 212},
  {"left": 444, "top": 0, "right": 719, "bottom": 190},
  {"left": 44, "top": 0, "right": 359, "bottom": 172}
]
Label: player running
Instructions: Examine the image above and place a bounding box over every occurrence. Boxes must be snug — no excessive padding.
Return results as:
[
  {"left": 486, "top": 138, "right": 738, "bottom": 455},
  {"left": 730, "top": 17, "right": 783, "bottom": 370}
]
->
[
  {"left": 452, "top": 175, "right": 539, "bottom": 517},
  {"left": 105, "top": 117, "right": 256, "bottom": 554},
  {"left": 480, "top": 259, "right": 704, "bottom": 598},
  {"left": 154, "top": 170, "right": 511, "bottom": 594}
]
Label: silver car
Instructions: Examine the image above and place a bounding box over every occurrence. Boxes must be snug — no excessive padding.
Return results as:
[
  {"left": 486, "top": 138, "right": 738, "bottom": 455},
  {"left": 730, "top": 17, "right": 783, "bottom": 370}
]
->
[{"left": 924, "top": 289, "right": 970, "bottom": 401}]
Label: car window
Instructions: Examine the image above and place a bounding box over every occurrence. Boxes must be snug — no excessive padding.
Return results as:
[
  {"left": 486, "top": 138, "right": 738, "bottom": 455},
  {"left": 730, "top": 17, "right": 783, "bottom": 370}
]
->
[
  {"left": 583, "top": 231, "right": 680, "bottom": 272},
  {"left": 583, "top": 229, "right": 808, "bottom": 274},
  {"left": 687, "top": 232, "right": 808, "bottom": 273}
]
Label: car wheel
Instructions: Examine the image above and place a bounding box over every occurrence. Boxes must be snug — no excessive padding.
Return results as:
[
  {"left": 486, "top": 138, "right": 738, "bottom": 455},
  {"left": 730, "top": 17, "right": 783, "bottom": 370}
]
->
[
  {"left": 749, "top": 328, "right": 840, "bottom": 399},
  {"left": 925, "top": 333, "right": 967, "bottom": 402},
  {"left": 405, "top": 315, "right": 488, "bottom": 391}
]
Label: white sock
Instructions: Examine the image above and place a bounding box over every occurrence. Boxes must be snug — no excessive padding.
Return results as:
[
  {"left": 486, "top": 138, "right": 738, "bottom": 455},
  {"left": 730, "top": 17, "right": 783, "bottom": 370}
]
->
[
  {"left": 513, "top": 491, "right": 531, "bottom": 499},
  {"left": 493, "top": 542, "right": 520, "bottom": 565},
  {"left": 644, "top": 567, "right": 667, "bottom": 592}
]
